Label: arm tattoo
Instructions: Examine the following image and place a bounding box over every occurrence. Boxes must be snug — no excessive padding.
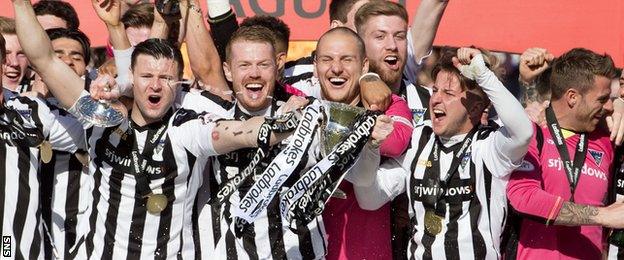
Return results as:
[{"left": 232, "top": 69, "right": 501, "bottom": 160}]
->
[
  {"left": 520, "top": 80, "right": 539, "bottom": 107},
  {"left": 554, "top": 201, "right": 599, "bottom": 226}
]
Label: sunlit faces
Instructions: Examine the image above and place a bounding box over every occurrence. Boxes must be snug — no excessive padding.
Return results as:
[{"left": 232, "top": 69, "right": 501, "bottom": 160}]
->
[
  {"left": 430, "top": 71, "right": 475, "bottom": 138},
  {"left": 126, "top": 26, "right": 151, "bottom": 47},
  {"left": 52, "top": 38, "right": 87, "bottom": 77},
  {"left": 2, "top": 34, "right": 29, "bottom": 91},
  {"left": 574, "top": 76, "right": 613, "bottom": 132},
  {"left": 314, "top": 32, "right": 368, "bottom": 105},
  {"left": 359, "top": 15, "right": 407, "bottom": 88},
  {"left": 223, "top": 40, "right": 277, "bottom": 112},
  {"left": 131, "top": 54, "right": 180, "bottom": 125},
  {"left": 36, "top": 14, "right": 68, "bottom": 30}
]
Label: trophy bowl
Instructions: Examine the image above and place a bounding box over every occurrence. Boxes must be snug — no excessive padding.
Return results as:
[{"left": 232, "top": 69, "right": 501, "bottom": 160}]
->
[
  {"left": 156, "top": 0, "right": 181, "bottom": 17},
  {"left": 74, "top": 95, "right": 125, "bottom": 127},
  {"left": 320, "top": 101, "right": 366, "bottom": 156}
]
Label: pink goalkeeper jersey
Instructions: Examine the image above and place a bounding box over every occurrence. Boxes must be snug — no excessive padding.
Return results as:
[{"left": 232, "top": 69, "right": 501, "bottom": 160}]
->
[{"left": 507, "top": 124, "right": 613, "bottom": 260}]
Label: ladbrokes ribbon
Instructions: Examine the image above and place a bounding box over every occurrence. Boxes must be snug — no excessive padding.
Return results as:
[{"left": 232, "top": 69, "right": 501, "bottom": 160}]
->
[
  {"left": 281, "top": 110, "right": 380, "bottom": 227},
  {"left": 232, "top": 101, "right": 323, "bottom": 222},
  {"left": 213, "top": 111, "right": 300, "bottom": 205}
]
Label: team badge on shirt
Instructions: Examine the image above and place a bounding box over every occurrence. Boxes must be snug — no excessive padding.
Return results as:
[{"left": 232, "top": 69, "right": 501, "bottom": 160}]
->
[
  {"left": 17, "top": 109, "right": 32, "bottom": 121},
  {"left": 588, "top": 149, "right": 604, "bottom": 166},
  {"left": 411, "top": 108, "right": 427, "bottom": 126}
]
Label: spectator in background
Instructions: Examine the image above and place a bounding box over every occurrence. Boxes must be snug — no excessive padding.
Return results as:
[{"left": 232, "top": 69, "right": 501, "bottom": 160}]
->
[
  {"left": 33, "top": 0, "right": 80, "bottom": 30},
  {"left": 120, "top": 3, "right": 153, "bottom": 47}
]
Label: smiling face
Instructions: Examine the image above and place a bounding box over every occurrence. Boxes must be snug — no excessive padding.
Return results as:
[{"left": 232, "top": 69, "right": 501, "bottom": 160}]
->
[
  {"left": 52, "top": 37, "right": 87, "bottom": 77},
  {"left": 131, "top": 54, "right": 180, "bottom": 125},
  {"left": 359, "top": 15, "right": 407, "bottom": 88},
  {"left": 314, "top": 31, "right": 368, "bottom": 105},
  {"left": 572, "top": 76, "right": 613, "bottom": 132},
  {"left": 2, "top": 34, "right": 29, "bottom": 91},
  {"left": 224, "top": 40, "right": 277, "bottom": 112}
]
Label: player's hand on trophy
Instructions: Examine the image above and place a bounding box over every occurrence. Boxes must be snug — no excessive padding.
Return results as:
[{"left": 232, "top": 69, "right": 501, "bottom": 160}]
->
[
  {"left": 370, "top": 115, "right": 393, "bottom": 148},
  {"left": 88, "top": 74, "right": 128, "bottom": 118}
]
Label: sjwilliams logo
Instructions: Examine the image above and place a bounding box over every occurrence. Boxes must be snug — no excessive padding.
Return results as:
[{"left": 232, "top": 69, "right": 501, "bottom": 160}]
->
[{"left": 2, "top": 236, "right": 10, "bottom": 257}]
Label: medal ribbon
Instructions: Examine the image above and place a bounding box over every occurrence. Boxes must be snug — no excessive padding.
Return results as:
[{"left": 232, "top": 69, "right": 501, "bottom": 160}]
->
[
  {"left": 232, "top": 101, "right": 323, "bottom": 223},
  {"left": 213, "top": 111, "right": 301, "bottom": 205},
  {"left": 126, "top": 115, "right": 170, "bottom": 199},
  {"left": 545, "top": 106, "right": 588, "bottom": 202},
  {"left": 422, "top": 126, "right": 478, "bottom": 218}
]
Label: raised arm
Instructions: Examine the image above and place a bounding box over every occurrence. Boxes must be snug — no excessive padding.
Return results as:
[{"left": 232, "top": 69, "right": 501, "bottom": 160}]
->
[
  {"left": 11, "top": 0, "right": 84, "bottom": 109},
  {"left": 455, "top": 48, "right": 533, "bottom": 167},
  {"left": 409, "top": 0, "right": 448, "bottom": 62},
  {"left": 91, "top": 0, "right": 131, "bottom": 51},
  {"left": 185, "top": 0, "right": 231, "bottom": 100},
  {"left": 150, "top": 0, "right": 188, "bottom": 45}
]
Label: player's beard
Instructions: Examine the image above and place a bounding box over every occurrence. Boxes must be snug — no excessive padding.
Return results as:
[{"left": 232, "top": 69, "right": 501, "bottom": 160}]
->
[{"left": 369, "top": 58, "right": 404, "bottom": 88}]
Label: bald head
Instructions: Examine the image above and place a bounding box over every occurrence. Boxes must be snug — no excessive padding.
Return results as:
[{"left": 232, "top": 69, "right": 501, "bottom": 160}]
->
[{"left": 317, "top": 27, "right": 366, "bottom": 59}]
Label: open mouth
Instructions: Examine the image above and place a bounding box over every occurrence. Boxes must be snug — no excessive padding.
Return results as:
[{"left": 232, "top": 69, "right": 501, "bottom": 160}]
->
[
  {"left": 384, "top": 55, "right": 399, "bottom": 67},
  {"left": 328, "top": 77, "right": 347, "bottom": 87},
  {"left": 244, "top": 83, "right": 264, "bottom": 100},
  {"left": 432, "top": 108, "right": 446, "bottom": 122},
  {"left": 4, "top": 71, "right": 20, "bottom": 81},
  {"left": 148, "top": 94, "right": 162, "bottom": 105}
]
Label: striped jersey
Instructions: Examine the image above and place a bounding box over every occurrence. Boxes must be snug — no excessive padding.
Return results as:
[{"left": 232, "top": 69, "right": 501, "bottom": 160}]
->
[
  {"left": 201, "top": 95, "right": 327, "bottom": 260},
  {"left": 39, "top": 99, "right": 91, "bottom": 260},
  {"left": 0, "top": 91, "right": 85, "bottom": 259},
  {"left": 381, "top": 124, "right": 519, "bottom": 260},
  {"left": 606, "top": 143, "right": 623, "bottom": 260},
  {"left": 69, "top": 90, "right": 232, "bottom": 260}
]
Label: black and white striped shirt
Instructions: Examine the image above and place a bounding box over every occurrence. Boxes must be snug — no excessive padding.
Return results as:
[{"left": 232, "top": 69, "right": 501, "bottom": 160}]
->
[
  {"left": 404, "top": 126, "right": 512, "bottom": 259},
  {"left": 69, "top": 90, "right": 232, "bottom": 260},
  {"left": 39, "top": 99, "right": 91, "bottom": 260},
  {"left": 352, "top": 124, "right": 518, "bottom": 259},
  {"left": 0, "top": 91, "right": 85, "bottom": 260},
  {"left": 202, "top": 99, "right": 327, "bottom": 260},
  {"left": 608, "top": 146, "right": 624, "bottom": 260}
]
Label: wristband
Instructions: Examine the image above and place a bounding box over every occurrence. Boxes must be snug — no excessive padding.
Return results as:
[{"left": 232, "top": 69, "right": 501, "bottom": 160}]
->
[
  {"left": 358, "top": 72, "right": 381, "bottom": 86},
  {"left": 206, "top": 0, "right": 231, "bottom": 18}
]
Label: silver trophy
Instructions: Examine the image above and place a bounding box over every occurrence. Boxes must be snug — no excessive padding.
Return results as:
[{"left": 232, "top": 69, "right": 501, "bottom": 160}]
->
[
  {"left": 156, "top": 0, "right": 181, "bottom": 17},
  {"left": 74, "top": 96, "right": 124, "bottom": 127},
  {"left": 319, "top": 101, "right": 365, "bottom": 199},
  {"left": 320, "top": 101, "right": 366, "bottom": 156}
]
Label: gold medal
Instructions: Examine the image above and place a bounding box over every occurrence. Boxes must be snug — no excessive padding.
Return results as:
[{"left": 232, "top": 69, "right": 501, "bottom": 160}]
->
[
  {"left": 39, "top": 141, "right": 53, "bottom": 163},
  {"left": 146, "top": 193, "right": 168, "bottom": 214},
  {"left": 424, "top": 210, "right": 443, "bottom": 235}
]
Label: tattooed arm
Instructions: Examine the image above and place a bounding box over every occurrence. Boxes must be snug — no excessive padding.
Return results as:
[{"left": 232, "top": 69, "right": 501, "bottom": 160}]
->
[
  {"left": 554, "top": 201, "right": 624, "bottom": 228},
  {"left": 553, "top": 202, "right": 599, "bottom": 226}
]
